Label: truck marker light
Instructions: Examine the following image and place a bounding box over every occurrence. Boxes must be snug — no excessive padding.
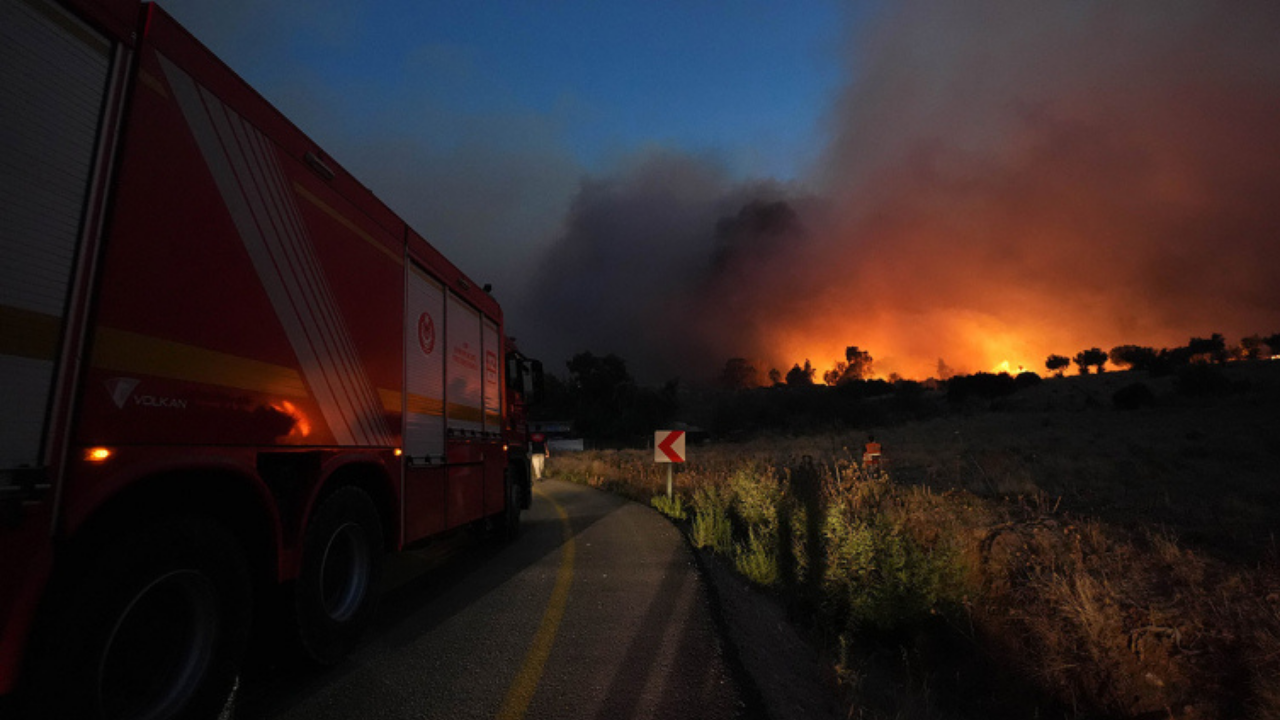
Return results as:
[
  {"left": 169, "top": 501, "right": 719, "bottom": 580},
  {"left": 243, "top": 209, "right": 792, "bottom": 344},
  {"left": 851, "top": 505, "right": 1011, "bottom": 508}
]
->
[
  {"left": 85, "top": 447, "right": 113, "bottom": 463},
  {"left": 394, "top": 448, "right": 403, "bottom": 457}
]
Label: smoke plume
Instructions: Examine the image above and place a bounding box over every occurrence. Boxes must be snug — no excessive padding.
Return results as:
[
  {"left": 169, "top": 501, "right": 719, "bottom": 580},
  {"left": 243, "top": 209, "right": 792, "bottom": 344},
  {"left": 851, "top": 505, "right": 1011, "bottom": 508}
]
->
[
  {"left": 528, "top": 0, "right": 1280, "bottom": 382},
  {"left": 525, "top": 150, "right": 812, "bottom": 380}
]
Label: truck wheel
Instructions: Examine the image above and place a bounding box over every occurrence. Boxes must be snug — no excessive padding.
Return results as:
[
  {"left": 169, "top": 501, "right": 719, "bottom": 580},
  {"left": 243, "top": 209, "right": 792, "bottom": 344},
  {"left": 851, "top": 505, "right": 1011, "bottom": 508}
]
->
[
  {"left": 294, "top": 486, "right": 383, "bottom": 665},
  {"left": 26, "top": 518, "right": 250, "bottom": 720}
]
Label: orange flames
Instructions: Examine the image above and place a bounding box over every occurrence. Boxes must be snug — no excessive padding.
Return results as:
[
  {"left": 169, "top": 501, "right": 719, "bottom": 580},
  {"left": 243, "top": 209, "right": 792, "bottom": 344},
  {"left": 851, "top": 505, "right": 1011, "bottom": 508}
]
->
[{"left": 765, "top": 302, "right": 1065, "bottom": 381}]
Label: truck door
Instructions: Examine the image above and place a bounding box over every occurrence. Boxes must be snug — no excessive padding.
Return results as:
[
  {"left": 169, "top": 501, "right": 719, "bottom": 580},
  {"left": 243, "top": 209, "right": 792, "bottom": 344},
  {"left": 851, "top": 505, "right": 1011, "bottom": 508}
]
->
[
  {"left": 1, "top": 0, "right": 121, "bottom": 478},
  {"left": 402, "top": 264, "right": 446, "bottom": 541},
  {"left": 444, "top": 292, "right": 485, "bottom": 526},
  {"left": 481, "top": 318, "right": 504, "bottom": 514}
]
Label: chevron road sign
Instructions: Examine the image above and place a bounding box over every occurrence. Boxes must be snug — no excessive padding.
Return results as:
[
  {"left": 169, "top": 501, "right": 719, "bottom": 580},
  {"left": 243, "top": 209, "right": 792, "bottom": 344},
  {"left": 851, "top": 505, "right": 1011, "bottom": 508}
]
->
[
  {"left": 655, "top": 430, "right": 686, "bottom": 500},
  {"left": 654, "top": 430, "right": 686, "bottom": 463}
]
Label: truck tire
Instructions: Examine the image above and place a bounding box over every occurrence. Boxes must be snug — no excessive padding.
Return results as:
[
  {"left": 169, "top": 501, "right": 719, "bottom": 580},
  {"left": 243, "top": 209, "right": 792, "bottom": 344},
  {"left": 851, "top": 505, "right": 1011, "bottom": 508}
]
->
[
  {"left": 25, "top": 518, "right": 251, "bottom": 720},
  {"left": 293, "top": 486, "right": 383, "bottom": 665}
]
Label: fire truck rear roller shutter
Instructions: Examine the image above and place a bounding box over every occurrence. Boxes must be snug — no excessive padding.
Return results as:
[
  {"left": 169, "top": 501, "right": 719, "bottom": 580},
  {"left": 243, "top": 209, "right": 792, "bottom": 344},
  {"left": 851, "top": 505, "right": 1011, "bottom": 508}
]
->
[{"left": 0, "top": 0, "right": 113, "bottom": 469}]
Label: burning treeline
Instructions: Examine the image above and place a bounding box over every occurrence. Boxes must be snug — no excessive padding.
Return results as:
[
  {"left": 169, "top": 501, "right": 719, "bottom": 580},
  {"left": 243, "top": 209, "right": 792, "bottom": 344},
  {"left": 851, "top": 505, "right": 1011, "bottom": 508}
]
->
[
  {"left": 720, "top": 332, "right": 1280, "bottom": 394},
  {"left": 529, "top": 1, "right": 1280, "bottom": 384}
]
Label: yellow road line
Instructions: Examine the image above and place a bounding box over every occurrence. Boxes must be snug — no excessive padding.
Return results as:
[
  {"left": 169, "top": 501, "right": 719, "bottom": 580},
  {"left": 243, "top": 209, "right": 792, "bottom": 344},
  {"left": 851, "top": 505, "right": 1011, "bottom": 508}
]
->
[{"left": 495, "top": 487, "right": 575, "bottom": 720}]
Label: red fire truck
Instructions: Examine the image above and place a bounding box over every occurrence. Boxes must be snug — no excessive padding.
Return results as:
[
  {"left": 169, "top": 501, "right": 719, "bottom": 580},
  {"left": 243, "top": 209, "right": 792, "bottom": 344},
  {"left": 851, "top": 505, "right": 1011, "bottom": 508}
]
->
[{"left": 0, "top": 0, "right": 541, "bottom": 716}]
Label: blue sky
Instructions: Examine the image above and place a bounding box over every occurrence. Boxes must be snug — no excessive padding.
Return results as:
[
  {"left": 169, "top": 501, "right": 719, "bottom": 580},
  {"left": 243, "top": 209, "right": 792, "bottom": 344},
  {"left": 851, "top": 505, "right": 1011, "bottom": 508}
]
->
[
  {"left": 158, "top": 0, "right": 869, "bottom": 328},
  {"left": 163, "top": 0, "right": 855, "bottom": 182}
]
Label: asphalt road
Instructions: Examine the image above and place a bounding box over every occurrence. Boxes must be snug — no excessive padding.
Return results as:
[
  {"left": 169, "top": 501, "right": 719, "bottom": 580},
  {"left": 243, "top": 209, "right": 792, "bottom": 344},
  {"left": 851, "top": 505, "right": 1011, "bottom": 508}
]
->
[{"left": 235, "top": 479, "right": 747, "bottom": 720}]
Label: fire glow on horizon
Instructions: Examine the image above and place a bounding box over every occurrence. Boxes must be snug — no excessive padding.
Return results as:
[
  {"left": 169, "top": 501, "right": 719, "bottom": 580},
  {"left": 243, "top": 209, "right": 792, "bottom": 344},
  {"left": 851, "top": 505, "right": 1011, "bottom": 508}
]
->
[
  {"left": 775, "top": 311, "right": 1046, "bottom": 382},
  {"left": 530, "top": 1, "right": 1280, "bottom": 384}
]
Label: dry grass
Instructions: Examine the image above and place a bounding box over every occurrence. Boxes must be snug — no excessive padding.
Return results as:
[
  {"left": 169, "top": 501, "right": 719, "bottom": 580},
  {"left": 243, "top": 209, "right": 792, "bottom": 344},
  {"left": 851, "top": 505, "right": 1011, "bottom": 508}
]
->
[{"left": 545, "top": 362, "right": 1280, "bottom": 718}]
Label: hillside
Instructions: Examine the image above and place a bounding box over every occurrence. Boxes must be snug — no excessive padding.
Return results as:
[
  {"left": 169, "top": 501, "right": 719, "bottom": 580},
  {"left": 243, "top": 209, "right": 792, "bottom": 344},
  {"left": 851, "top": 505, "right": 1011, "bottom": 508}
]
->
[{"left": 550, "top": 359, "right": 1280, "bottom": 718}]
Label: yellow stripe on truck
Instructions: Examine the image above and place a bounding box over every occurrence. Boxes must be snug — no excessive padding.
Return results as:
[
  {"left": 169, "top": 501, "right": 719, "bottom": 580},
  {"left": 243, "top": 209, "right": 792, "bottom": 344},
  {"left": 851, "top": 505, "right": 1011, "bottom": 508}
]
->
[
  {"left": 91, "top": 327, "right": 309, "bottom": 398},
  {"left": 408, "top": 394, "right": 445, "bottom": 417},
  {"left": 446, "top": 403, "right": 484, "bottom": 423},
  {"left": 379, "top": 388, "right": 445, "bottom": 417},
  {"left": 379, "top": 388, "right": 400, "bottom": 413}
]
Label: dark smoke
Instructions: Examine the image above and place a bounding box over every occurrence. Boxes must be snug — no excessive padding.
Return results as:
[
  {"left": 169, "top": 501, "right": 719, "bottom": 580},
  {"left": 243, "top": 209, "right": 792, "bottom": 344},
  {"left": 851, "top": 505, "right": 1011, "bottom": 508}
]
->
[
  {"left": 525, "top": 150, "right": 814, "bottom": 381},
  {"left": 528, "top": 0, "right": 1280, "bottom": 382}
]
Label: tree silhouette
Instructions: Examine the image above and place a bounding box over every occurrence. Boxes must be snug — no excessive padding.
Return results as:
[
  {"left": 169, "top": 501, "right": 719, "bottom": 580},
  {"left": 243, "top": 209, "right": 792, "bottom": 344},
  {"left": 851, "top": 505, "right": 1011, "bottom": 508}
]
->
[
  {"left": 1188, "top": 334, "right": 1227, "bottom": 364},
  {"left": 1109, "top": 345, "right": 1158, "bottom": 372},
  {"left": 560, "top": 352, "right": 677, "bottom": 444},
  {"left": 1045, "top": 354, "right": 1070, "bottom": 377},
  {"left": 1265, "top": 334, "right": 1280, "bottom": 357},
  {"left": 844, "top": 346, "right": 873, "bottom": 381},
  {"left": 768, "top": 368, "right": 783, "bottom": 386},
  {"left": 822, "top": 347, "right": 874, "bottom": 385},
  {"left": 785, "top": 360, "right": 815, "bottom": 387},
  {"left": 823, "top": 362, "right": 847, "bottom": 387},
  {"left": 718, "top": 357, "right": 759, "bottom": 391},
  {"left": 1073, "top": 348, "right": 1107, "bottom": 375}
]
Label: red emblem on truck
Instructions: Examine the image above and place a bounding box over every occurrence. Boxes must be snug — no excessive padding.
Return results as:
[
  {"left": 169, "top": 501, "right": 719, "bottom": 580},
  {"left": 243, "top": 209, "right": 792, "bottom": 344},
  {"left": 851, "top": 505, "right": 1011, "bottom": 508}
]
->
[{"left": 418, "top": 312, "right": 436, "bottom": 354}]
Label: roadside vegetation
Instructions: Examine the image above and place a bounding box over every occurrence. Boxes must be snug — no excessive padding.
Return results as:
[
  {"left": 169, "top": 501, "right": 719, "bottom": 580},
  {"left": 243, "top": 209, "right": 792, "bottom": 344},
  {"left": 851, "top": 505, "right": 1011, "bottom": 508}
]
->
[{"left": 546, "top": 358, "right": 1280, "bottom": 719}]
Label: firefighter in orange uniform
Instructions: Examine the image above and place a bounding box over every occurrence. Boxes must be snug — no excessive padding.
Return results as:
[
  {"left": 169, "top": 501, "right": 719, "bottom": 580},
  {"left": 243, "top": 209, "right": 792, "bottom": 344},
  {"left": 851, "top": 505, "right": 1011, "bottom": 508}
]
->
[{"left": 862, "top": 434, "right": 882, "bottom": 468}]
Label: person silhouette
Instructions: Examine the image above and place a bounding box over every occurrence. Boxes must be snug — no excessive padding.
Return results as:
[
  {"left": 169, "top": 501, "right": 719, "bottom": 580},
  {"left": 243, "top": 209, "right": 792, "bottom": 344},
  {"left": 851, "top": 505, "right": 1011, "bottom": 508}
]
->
[{"left": 862, "top": 434, "right": 882, "bottom": 467}]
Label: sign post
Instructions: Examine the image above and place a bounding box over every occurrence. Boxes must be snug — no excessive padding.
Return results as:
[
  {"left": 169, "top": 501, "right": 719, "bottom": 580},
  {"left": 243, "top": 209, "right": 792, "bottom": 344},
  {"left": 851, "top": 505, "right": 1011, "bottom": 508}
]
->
[{"left": 654, "top": 430, "right": 686, "bottom": 499}]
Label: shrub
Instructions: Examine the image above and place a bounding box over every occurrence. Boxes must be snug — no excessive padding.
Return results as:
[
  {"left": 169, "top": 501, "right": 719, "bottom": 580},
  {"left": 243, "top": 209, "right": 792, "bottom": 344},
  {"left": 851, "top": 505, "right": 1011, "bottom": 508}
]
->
[
  {"left": 729, "top": 462, "right": 779, "bottom": 528},
  {"left": 691, "top": 485, "right": 733, "bottom": 552},
  {"left": 823, "top": 506, "right": 965, "bottom": 632},
  {"left": 1014, "top": 371, "right": 1042, "bottom": 390},
  {"left": 734, "top": 528, "right": 779, "bottom": 586},
  {"left": 692, "top": 505, "right": 733, "bottom": 551},
  {"left": 650, "top": 494, "right": 687, "bottom": 520}
]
